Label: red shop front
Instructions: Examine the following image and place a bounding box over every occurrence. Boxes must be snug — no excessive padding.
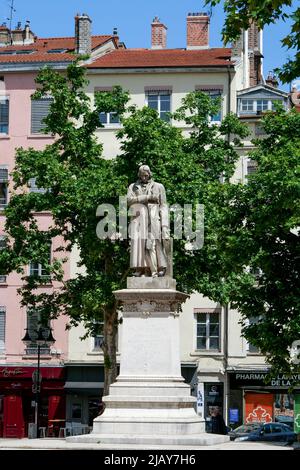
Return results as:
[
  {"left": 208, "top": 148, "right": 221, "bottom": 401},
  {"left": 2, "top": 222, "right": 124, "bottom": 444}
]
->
[{"left": 0, "top": 366, "right": 65, "bottom": 438}]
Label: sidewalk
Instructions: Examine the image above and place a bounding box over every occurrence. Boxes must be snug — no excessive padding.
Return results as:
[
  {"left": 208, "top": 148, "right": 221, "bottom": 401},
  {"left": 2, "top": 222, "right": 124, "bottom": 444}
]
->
[{"left": 0, "top": 437, "right": 295, "bottom": 450}]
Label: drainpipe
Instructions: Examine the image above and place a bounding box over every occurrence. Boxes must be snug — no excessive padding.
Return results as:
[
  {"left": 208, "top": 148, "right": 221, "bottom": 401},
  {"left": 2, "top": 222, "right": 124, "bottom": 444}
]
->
[
  {"left": 223, "top": 66, "right": 232, "bottom": 424},
  {"left": 223, "top": 304, "right": 229, "bottom": 425}
]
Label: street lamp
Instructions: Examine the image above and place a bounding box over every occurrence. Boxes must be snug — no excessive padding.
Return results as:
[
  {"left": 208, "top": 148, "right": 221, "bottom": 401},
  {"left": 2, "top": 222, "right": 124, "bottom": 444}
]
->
[{"left": 22, "top": 326, "right": 55, "bottom": 438}]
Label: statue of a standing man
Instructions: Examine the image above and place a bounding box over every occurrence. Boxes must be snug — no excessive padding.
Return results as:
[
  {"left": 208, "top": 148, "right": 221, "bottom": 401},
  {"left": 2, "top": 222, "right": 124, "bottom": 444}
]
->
[{"left": 127, "top": 165, "right": 169, "bottom": 277}]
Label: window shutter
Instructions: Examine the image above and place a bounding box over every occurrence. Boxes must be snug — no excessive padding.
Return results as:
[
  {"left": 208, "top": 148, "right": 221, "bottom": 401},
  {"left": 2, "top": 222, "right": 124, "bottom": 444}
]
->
[
  {"left": 0, "top": 307, "right": 6, "bottom": 351},
  {"left": 0, "top": 99, "right": 9, "bottom": 133},
  {"left": 31, "top": 98, "right": 52, "bottom": 134},
  {"left": 0, "top": 168, "right": 8, "bottom": 182},
  {"left": 0, "top": 235, "right": 6, "bottom": 250},
  {"left": 27, "top": 309, "right": 39, "bottom": 341}
]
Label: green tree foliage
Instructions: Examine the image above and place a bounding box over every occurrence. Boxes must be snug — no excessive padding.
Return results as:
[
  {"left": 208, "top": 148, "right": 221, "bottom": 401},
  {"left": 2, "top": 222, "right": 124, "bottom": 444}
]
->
[
  {"left": 0, "top": 63, "right": 247, "bottom": 393},
  {"left": 205, "top": 0, "right": 300, "bottom": 83},
  {"left": 213, "top": 106, "right": 300, "bottom": 375}
]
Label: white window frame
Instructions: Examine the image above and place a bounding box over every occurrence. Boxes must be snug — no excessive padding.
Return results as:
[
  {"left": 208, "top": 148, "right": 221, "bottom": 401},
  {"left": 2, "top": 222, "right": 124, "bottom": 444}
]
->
[
  {"left": 195, "top": 310, "right": 221, "bottom": 351},
  {"left": 145, "top": 90, "right": 171, "bottom": 122},
  {"left": 246, "top": 158, "right": 257, "bottom": 176},
  {"left": 92, "top": 320, "right": 104, "bottom": 351},
  {"left": 245, "top": 317, "right": 261, "bottom": 354},
  {"left": 240, "top": 98, "right": 284, "bottom": 114},
  {"left": 207, "top": 90, "right": 222, "bottom": 123},
  {"left": 29, "top": 244, "right": 51, "bottom": 279},
  {"left": 0, "top": 96, "right": 9, "bottom": 134},
  {"left": 98, "top": 111, "right": 120, "bottom": 126},
  {"left": 28, "top": 177, "right": 46, "bottom": 194}
]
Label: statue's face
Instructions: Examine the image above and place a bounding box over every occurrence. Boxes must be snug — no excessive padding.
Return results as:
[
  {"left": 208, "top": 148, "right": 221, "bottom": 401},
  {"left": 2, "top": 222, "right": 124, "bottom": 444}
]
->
[{"left": 139, "top": 170, "right": 150, "bottom": 183}]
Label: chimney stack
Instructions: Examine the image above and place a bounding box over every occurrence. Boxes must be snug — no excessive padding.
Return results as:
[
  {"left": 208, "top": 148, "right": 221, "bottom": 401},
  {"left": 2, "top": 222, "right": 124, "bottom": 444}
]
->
[
  {"left": 187, "top": 12, "right": 209, "bottom": 49},
  {"left": 151, "top": 16, "right": 167, "bottom": 49},
  {"left": 265, "top": 71, "right": 279, "bottom": 88},
  {"left": 0, "top": 23, "right": 10, "bottom": 46},
  {"left": 248, "top": 21, "right": 263, "bottom": 86},
  {"left": 75, "top": 13, "right": 92, "bottom": 55}
]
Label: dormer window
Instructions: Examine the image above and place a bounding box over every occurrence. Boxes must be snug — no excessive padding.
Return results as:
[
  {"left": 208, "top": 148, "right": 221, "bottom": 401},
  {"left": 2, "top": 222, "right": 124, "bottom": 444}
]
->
[{"left": 239, "top": 98, "right": 285, "bottom": 115}]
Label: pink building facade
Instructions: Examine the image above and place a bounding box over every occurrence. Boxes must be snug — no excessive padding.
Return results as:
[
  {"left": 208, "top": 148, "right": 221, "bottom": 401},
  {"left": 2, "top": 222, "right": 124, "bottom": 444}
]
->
[{"left": 0, "top": 16, "right": 118, "bottom": 438}]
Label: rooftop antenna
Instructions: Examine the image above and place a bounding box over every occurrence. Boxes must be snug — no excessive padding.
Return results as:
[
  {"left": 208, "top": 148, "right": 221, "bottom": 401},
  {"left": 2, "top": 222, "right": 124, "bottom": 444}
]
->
[{"left": 7, "top": 0, "right": 16, "bottom": 44}]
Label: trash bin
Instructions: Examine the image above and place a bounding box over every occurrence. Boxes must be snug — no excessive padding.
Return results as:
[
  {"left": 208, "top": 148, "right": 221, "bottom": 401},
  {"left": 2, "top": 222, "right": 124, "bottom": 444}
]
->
[{"left": 28, "top": 422, "right": 37, "bottom": 439}]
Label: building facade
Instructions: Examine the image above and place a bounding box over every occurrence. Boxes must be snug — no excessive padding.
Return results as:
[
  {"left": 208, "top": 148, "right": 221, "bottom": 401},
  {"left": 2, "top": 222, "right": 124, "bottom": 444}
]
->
[{"left": 0, "top": 11, "right": 298, "bottom": 437}]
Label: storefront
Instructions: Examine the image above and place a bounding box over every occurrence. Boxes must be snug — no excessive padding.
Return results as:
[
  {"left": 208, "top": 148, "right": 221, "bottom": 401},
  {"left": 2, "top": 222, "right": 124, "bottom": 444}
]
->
[
  {"left": 64, "top": 364, "right": 105, "bottom": 426},
  {"left": 228, "top": 370, "right": 300, "bottom": 432},
  {"left": 64, "top": 364, "right": 198, "bottom": 427},
  {"left": 0, "top": 366, "right": 65, "bottom": 438}
]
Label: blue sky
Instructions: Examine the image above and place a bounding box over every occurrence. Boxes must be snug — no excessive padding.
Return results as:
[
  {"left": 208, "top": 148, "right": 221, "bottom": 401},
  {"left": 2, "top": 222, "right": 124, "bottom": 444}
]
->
[{"left": 0, "top": 0, "right": 297, "bottom": 91}]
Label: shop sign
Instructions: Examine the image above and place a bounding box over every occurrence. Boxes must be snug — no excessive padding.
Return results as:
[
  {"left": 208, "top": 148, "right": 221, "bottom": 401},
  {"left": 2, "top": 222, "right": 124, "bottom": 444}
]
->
[
  {"left": 231, "top": 372, "right": 300, "bottom": 388},
  {"left": 0, "top": 367, "right": 25, "bottom": 377},
  {"left": 208, "top": 384, "right": 220, "bottom": 396},
  {"left": 0, "top": 366, "right": 64, "bottom": 379},
  {"left": 294, "top": 395, "right": 300, "bottom": 433},
  {"left": 229, "top": 408, "right": 239, "bottom": 423}
]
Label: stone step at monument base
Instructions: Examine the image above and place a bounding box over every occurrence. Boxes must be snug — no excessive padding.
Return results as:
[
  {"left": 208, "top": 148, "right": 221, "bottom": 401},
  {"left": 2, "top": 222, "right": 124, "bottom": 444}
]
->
[
  {"left": 67, "top": 432, "right": 229, "bottom": 446},
  {"left": 91, "top": 415, "right": 205, "bottom": 435},
  {"left": 108, "top": 377, "right": 194, "bottom": 397}
]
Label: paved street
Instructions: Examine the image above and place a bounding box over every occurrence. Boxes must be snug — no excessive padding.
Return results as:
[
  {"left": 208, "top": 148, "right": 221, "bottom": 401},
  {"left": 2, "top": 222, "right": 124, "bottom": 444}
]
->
[{"left": 0, "top": 437, "right": 296, "bottom": 450}]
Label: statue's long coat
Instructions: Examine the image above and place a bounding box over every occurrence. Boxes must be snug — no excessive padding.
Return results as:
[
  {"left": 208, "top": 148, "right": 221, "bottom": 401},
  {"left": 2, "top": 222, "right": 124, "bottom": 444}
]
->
[{"left": 127, "top": 179, "right": 168, "bottom": 271}]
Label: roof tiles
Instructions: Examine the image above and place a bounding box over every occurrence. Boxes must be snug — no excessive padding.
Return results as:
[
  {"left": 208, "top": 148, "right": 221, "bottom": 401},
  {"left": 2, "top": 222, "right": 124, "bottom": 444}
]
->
[{"left": 87, "top": 48, "right": 233, "bottom": 69}]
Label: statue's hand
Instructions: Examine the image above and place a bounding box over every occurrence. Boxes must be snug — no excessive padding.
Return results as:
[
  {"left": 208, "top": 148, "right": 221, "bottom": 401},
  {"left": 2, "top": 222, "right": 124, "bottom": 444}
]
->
[
  {"left": 162, "top": 226, "right": 170, "bottom": 240},
  {"left": 148, "top": 195, "right": 159, "bottom": 204}
]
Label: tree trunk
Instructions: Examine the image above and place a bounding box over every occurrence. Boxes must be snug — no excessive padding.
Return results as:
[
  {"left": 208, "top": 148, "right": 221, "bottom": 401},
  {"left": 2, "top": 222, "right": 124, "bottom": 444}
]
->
[{"left": 102, "top": 304, "right": 118, "bottom": 396}]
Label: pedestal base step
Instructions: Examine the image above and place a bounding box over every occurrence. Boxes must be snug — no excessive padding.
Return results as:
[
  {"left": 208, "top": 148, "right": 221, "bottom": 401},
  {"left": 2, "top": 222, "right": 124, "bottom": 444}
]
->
[{"left": 67, "top": 432, "right": 230, "bottom": 447}]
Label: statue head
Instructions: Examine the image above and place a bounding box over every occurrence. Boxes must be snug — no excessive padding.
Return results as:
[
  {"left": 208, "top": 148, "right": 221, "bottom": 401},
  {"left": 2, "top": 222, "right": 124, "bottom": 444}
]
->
[{"left": 138, "top": 165, "right": 152, "bottom": 184}]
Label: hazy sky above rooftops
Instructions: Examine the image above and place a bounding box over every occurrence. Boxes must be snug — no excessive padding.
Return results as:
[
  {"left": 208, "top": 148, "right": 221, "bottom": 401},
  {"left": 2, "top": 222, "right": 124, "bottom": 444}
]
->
[{"left": 0, "top": 0, "right": 297, "bottom": 91}]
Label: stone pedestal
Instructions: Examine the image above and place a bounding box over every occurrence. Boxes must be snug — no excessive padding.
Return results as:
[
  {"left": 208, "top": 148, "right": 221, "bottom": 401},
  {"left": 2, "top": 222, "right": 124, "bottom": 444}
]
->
[{"left": 68, "top": 278, "right": 229, "bottom": 446}]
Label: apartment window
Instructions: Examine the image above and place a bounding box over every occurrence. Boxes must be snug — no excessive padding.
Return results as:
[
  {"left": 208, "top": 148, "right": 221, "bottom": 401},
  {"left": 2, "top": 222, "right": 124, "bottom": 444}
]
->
[
  {"left": 31, "top": 97, "right": 52, "bottom": 134},
  {"left": 29, "top": 244, "right": 51, "bottom": 279},
  {"left": 93, "top": 320, "right": 104, "bottom": 351},
  {"left": 145, "top": 89, "right": 171, "bottom": 122},
  {"left": 0, "top": 97, "right": 9, "bottom": 134},
  {"left": 256, "top": 99, "right": 269, "bottom": 112},
  {"left": 195, "top": 87, "right": 223, "bottom": 122},
  {"left": 196, "top": 311, "right": 220, "bottom": 351},
  {"left": 0, "top": 307, "right": 5, "bottom": 353},
  {"left": 241, "top": 99, "right": 254, "bottom": 112},
  {"left": 28, "top": 177, "right": 46, "bottom": 194},
  {"left": 0, "top": 236, "right": 7, "bottom": 284},
  {"left": 94, "top": 87, "right": 121, "bottom": 127},
  {"left": 247, "top": 159, "right": 257, "bottom": 176},
  {"left": 207, "top": 90, "right": 222, "bottom": 122},
  {"left": 25, "top": 309, "right": 50, "bottom": 355},
  {"left": 247, "top": 317, "right": 260, "bottom": 353},
  {"left": 0, "top": 168, "right": 8, "bottom": 207},
  {"left": 99, "top": 111, "right": 120, "bottom": 125},
  {"left": 240, "top": 97, "right": 284, "bottom": 115}
]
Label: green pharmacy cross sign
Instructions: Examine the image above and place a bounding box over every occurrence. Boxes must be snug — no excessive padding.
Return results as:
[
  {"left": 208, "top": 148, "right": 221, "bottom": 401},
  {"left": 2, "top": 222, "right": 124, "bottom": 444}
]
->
[{"left": 294, "top": 395, "right": 300, "bottom": 433}]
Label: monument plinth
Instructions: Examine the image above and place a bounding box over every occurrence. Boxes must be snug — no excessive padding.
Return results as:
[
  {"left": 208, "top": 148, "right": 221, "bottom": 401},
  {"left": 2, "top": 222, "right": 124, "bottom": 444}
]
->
[{"left": 68, "top": 278, "right": 229, "bottom": 446}]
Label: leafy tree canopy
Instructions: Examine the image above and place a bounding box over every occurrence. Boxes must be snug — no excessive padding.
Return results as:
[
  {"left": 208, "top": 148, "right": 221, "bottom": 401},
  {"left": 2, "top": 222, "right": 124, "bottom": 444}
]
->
[
  {"left": 0, "top": 62, "right": 248, "bottom": 392},
  {"left": 213, "top": 105, "right": 300, "bottom": 376},
  {"left": 205, "top": 0, "right": 300, "bottom": 83}
]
